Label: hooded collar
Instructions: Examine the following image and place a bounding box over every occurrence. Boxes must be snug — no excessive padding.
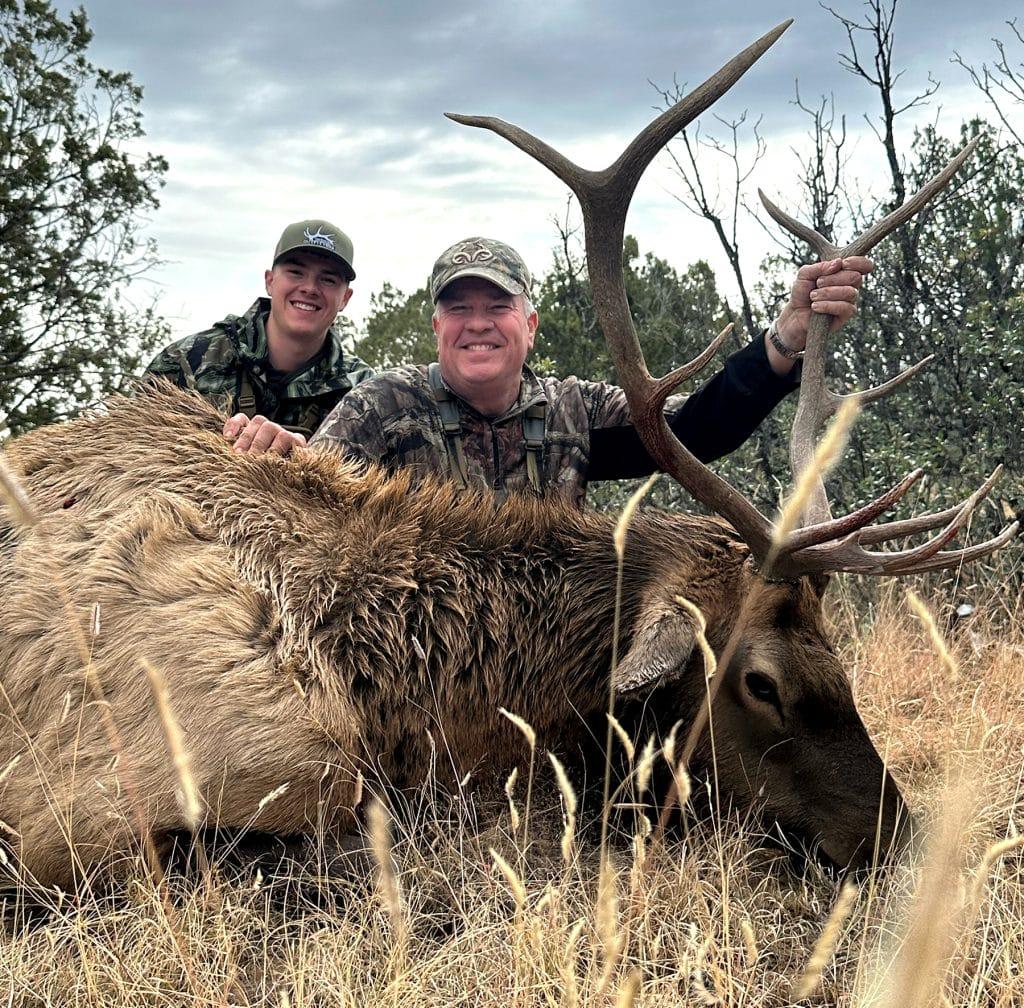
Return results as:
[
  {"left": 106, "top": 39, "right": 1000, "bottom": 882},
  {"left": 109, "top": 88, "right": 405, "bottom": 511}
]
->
[
  {"left": 219, "top": 298, "right": 357, "bottom": 394},
  {"left": 432, "top": 363, "right": 548, "bottom": 424}
]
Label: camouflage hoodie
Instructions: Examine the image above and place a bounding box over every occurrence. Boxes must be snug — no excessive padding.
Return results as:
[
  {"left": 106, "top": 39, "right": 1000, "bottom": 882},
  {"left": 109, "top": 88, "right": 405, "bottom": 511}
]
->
[
  {"left": 310, "top": 336, "right": 798, "bottom": 507},
  {"left": 144, "top": 298, "right": 374, "bottom": 436}
]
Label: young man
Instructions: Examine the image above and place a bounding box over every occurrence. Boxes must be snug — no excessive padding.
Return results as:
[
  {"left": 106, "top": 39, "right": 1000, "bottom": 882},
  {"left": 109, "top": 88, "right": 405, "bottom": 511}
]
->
[
  {"left": 146, "top": 219, "right": 373, "bottom": 454},
  {"left": 309, "top": 236, "right": 871, "bottom": 505}
]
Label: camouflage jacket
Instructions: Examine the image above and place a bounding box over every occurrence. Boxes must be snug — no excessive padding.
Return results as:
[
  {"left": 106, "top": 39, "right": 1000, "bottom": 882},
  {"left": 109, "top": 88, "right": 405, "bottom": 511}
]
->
[
  {"left": 144, "top": 298, "right": 374, "bottom": 437},
  {"left": 310, "top": 337, "right": 798, "bottom": 507}
]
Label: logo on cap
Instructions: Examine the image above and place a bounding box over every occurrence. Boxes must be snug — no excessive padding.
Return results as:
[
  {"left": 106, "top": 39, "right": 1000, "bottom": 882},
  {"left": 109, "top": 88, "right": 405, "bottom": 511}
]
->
[
  {"left": 430, "top": 236, "right": 532, "bottom": 302},
  {"left": 303, "top": 226, "right": 337, "bottom": 252},
  {"left": 450, "top": 240, "right": 496, "bottom": 266}
]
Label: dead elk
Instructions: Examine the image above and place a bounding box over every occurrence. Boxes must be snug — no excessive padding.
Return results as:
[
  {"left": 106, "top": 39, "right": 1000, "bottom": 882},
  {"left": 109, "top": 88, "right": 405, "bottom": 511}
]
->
[
  {"left": 1, "top": 21, "right": 1016, "bottom": 891},
  {"left": 0, "top": 385, "right": 906, "bottom": 888}
]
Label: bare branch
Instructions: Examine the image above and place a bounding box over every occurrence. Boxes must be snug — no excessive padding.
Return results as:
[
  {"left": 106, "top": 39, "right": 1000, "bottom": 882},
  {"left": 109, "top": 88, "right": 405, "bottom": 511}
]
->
[{"left": 952, "top": 20, "right": 1024, "bottom": 146}]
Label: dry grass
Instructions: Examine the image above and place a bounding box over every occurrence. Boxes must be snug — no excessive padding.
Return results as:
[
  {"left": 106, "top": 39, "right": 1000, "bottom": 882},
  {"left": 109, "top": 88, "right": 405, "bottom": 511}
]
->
[
  {"left": 1, "top": 572, "right": 1023, "bottom": 1006},
  {"left": 3, "top": 436, "right": 1024, "bottom": 1005}
]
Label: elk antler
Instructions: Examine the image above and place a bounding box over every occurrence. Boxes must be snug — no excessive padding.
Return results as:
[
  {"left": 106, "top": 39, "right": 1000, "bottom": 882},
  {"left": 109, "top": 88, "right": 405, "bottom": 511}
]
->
[
  {"left": 448, "top": 21, "right": 792, "bottom": 561},
  {"left": 449, "top": 25, "right": 1018, "bottom": 580},
  {"left": 746, "top": 138, "right": 1021, "bottom": 576},
  {"left": 757, "top": 140, "right": 976, "bottom": 525}
]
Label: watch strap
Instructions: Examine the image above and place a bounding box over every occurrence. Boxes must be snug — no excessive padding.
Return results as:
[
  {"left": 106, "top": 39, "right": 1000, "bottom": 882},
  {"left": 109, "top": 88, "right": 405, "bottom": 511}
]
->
[{"left": 767, "top": 319, "right": 805, "bottom": 360}]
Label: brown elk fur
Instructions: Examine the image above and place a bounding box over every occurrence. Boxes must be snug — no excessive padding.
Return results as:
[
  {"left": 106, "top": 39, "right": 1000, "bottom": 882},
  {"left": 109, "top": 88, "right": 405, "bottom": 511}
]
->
[{"left": 0, "top": 386, "right": 903, "bottom": 889}]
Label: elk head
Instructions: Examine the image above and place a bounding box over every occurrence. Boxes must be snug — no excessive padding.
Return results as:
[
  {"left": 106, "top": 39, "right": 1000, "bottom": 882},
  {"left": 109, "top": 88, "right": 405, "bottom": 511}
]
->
[
  {"left": 449, "top": 21, "right": 1017, "bottom": 870},
  {"left": 696, "top": 574, "right": 906, "bottom": 871},
  {"left": 609, "top": 518, "right": 906, "bottom": 870}
]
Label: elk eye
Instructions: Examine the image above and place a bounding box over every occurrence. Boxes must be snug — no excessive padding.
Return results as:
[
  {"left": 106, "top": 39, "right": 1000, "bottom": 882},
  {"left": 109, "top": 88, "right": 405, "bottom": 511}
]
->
[{"left": 745, "top": 671, "right": 780, "bottom": 708}]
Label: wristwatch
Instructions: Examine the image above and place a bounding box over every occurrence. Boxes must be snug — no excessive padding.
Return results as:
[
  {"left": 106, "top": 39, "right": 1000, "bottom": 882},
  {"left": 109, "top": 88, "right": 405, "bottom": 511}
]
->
[{"left": 767, "top": 318, "right": 805, "bottom": 360}]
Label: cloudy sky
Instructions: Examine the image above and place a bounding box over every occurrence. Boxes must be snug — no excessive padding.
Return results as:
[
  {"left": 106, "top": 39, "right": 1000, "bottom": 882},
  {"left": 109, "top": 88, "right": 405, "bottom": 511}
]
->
[{"left": 57, "top": 0, "right": 1022, "bottom": 339}]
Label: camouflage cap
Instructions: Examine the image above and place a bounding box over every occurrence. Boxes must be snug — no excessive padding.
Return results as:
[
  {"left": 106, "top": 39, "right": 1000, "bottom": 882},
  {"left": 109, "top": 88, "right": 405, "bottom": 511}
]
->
[
  {"left": 429, "top": 237, "right": 533, "bottom": 303},
  {"left": 273, "top": 219, "right": 356, "bottom": 281}
]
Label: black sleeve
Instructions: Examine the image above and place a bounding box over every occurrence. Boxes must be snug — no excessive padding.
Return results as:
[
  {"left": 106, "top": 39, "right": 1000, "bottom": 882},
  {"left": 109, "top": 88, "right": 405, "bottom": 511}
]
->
[{"left": 586, "top": 335, "right": 799, "bottom": 482}]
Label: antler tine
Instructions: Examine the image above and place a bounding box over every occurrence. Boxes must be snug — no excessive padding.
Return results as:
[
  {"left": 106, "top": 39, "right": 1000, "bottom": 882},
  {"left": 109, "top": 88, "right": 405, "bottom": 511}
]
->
[
  {"left": 870, "top": 483, "right": 995, "bottom": 571},
  {"left": 774, "top": 466, "right": 1008, "bottom": 578},
  {"left": 444, "top": 113, "right": 593, "bottom": 202},
  {"left": 446, "top": 21, "right": 792, "bottom": 215},
  {"left": 785, "top": 334, "right": 933, "bottom": 528},
  {"left": 757, "top": 190, "right": 839, "bottom": 261},
  {"left": 781, "top": 517, "right": 1018, "bottom": 578},
  {"left": 856, "top": 466, "right": 1004, "bottom": 546},
  {"left": 782, "top": 468, "right": 924, "bottom": 553},
  {"left": 608, "top": 21, "right": 793, "bottom": 197},
  {"left": 855, "top": 503, "right": 963, "bottom": 546},
  {"left": 824, "top": 355, "right": 935, "bottom": 414},
  {"left": 764, "top": 138, "right": 981, "bottom": 269},
  {"left": 844, "top": 138, "right": 981, "bottom": 257},
  {"left": 449, "top": 19, "right": 792, "bottom": 218},
  {"left": 650, "top": 324, "right": 733, "bottom": 413},
  {"left": 878, "top": 521, "right": 1019, "bottom": 576}
]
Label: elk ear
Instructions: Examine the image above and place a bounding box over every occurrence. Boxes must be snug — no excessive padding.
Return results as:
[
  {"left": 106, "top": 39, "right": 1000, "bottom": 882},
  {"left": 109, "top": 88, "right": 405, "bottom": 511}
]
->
[{"left": 614, "top": 607, "right": 698, "bottom": 695}]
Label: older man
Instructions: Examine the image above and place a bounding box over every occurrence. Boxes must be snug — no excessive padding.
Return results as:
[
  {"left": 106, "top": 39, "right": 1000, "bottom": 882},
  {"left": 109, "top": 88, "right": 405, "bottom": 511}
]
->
[
  {"left": 146, "top": 219, "right": 373, "bottom": 455},
  {"left": 309, "top": 237, "right": 870, "bottom": 505}
]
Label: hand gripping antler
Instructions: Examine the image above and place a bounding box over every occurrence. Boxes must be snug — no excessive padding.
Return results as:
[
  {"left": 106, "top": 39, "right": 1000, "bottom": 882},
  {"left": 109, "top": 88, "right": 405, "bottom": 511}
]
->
[
  {"left": 449, "top": 23, "right": 1018, "bottom": 579},
  {"left": 754, "top": 140, "right": 1018, "bottom": 576}
]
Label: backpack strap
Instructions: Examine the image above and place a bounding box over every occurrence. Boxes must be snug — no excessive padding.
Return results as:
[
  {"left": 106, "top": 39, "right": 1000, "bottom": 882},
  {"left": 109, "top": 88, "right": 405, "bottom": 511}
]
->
[
  {"left": 427, "top": 363, "right": 469, "bottom": 490},
  {"left": 523, "top": 400, "right": 547, "bottom": 494},
  {"left": 236, "top": 369, "right": 258, "bottom": 417}
]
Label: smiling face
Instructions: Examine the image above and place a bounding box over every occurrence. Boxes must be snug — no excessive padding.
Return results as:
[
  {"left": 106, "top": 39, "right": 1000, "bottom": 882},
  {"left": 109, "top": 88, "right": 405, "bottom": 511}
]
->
[
  {"left": 264, "top": 250, "right": 353, "bottom": 353},
  {"left": 433, "top": 277, "right": 538, "bottom": 416}
]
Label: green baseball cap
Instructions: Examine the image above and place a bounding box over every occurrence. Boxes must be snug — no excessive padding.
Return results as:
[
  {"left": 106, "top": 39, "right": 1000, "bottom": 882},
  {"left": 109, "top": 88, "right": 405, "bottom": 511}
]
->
[
  {"left": 430, "top": 237, "right": 532, "bottom": 303},
  {"left": 273, "top": 219, "right": 356, "bottom": 281}
]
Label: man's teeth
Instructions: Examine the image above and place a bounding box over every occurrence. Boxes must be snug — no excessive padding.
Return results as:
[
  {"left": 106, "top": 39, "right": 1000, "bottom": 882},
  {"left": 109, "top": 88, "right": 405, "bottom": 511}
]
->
[
  {"left": 293, "top": 302, "right": 318, "bottom": 312},
  {"left": 465, "top": 344, "right": 497, "bottom": 351}
]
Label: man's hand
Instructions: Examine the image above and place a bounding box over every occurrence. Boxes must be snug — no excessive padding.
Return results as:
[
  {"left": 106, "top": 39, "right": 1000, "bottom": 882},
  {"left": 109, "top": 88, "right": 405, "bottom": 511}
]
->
[
  {"left": 223, "top": 414, "right": 307, "bottom": 456},
  {"left": 766, "top": 256, "right": 874, "bottom": 375}
]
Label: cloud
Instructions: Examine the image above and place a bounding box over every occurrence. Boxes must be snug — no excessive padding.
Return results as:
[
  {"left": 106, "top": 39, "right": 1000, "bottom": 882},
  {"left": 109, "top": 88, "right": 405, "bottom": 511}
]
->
[{"left": 52, "top": 0, "right": 1022, "bottom": 337}]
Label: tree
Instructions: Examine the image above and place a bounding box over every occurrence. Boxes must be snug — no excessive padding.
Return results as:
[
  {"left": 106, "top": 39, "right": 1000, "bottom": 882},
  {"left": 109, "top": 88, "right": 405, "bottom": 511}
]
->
[
  {"left": 0, "top": 0, "right": 168, "bottom": 433},
  {"left": 953, "top": 19, "right": 1023, "bottom": 147},
  {"left": 352, "top": 281, "right": 434, "bottom": 369}
]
